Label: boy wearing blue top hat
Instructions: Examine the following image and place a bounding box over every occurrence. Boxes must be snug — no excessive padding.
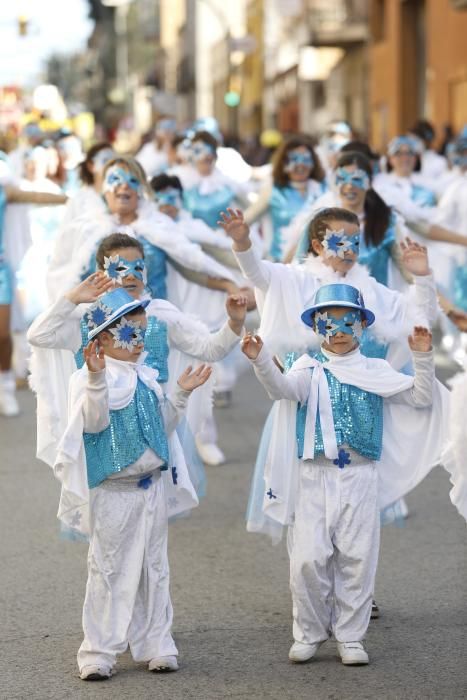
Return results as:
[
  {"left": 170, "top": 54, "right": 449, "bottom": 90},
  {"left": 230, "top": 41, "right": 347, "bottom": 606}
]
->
[
  {"left": 55, "top": 288, "right": 211, "bottom": 680},
  {"left": 242, "top": 283, "right": 446, "bottom": 666}
]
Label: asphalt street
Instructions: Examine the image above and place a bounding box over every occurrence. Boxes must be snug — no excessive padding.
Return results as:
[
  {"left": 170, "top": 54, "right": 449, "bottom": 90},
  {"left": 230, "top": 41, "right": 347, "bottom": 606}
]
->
[{"left": 0, "top": 360, "right": 466, "bottom": 700}]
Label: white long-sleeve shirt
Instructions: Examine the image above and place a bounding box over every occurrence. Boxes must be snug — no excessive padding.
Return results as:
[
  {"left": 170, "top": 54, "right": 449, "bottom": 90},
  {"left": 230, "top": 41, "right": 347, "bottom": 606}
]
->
[
  {"left": 251, "top": 345, "right": 434, "bottom": 408},
  {"left": 28, "top": 295, "right": 240, "bottom": 365}
]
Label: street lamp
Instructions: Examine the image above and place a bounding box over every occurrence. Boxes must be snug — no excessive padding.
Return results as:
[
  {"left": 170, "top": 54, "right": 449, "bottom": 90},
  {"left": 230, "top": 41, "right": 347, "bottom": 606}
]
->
[{"left": 101, "top": 0, "right": 134, "bottom": 107}]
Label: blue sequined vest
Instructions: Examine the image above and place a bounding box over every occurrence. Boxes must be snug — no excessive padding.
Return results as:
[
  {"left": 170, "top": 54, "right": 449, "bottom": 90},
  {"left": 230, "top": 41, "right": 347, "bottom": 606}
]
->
[
  {"left": 75, "top": 315, "right": 169, "bottom": 383},
  {"left": 83, "top": 377, "right": 169, "bottom": 488},
  {"left": 295, "top": 352, "right": 383, "bottom": 461},
  {"left": 183, "top": 185, "right": 235, "bottom": 229},
  {"left": 358, "top": 212, "right": 396, "bottom": 286}
]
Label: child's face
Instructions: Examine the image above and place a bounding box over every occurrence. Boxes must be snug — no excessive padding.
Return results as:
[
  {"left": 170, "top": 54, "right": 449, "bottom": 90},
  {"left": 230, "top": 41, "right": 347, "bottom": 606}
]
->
[
  {"left": 314, "top": 305, "right": 364, "bottom": 355},
  {"left": 312, "top": 220, "right": 360, "bottom": 275},
  {"left": 98, "top": 311, "right": 147, "bottom": 362},
  {"left": 100, "top": 247, "right": 146, "bottom": 299}
]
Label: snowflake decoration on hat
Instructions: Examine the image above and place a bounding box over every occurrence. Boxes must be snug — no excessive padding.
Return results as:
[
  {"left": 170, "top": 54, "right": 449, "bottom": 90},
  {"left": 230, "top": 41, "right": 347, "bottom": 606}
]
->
[
  {"left": 85, "top": 300, "right": 113, "bottom": 330},
  {"left": 104, "top": 255, "right": 129, "bottom": 282},
  {"left": 109, "top": 317, "right": 145, "bottom": 350},
  {"left": 322, "top": 229, "right": 352, "bottom": 259},
  {"left": 314, "top": 311, "right": 338, "bottom": 340}
]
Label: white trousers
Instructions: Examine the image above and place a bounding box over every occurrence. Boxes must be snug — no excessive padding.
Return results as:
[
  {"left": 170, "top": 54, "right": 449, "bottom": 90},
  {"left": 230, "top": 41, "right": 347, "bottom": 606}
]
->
[
  {"left": 288, "top": 464, "right": 380, "bottom": 645},
  {"left": 77, "top": 474, "right": 177, "bottom": 672}
]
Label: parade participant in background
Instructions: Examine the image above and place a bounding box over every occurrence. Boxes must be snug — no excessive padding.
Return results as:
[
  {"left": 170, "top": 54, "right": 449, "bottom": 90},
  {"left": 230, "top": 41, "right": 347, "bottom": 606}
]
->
[
  {"left": 55, "top": 130, "right": 83, "bottom": 195},
  {"left": 376, "top": 136, "right": 437, "bottom": 208},
  {"left": 430, "top": 131, "right": 467, "bottom": 362},
  {"left": 241, "top": 283, "right": 447, "bottom": 666},
  {"left": 136, "top": 118, "right": 177, "bottom": 178},
  {"left": 165, "top": 134, "right": 199, "bottom": 190},
  {"left": 151, "top": 172, "right": 255, "bottom": 435},
  {"left": 47, "top": 155, "right": 238, "bottom": 306},
  {"left": 60, "top": 141, "right": 114, "bottom": 226},
  {"left": 316, "top": 120, "right": 353, "bottom": 176},
  {"left": 0, "top": 161, "right": 67, "bottom": 417},
  {"left": 17, "top": 146, "right": 66, "bottom": 322},
  {"left": 287, "top": 151, "right": 467, "bottom": 298},
  {"left": 243, "top": 135, "right": 327, "bottom": 261},
  {"left": 28, "top": 233, "right": 247, "bottom": 473},
  {"left": 51, "top": 287, "right": 211, "bottom": 680},
  {"left": 409, "top": 119, "right": 447, "bottom": 181},
  {"left": 183, "top": 130, "right": 251, "bottom": 231}
]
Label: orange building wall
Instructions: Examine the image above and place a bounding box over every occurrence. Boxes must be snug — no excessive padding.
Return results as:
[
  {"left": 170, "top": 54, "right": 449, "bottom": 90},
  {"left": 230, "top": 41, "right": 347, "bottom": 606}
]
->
[
  {"left": 369, "top": 0, "right": 467, "bottom": 149},
  {"left": 426, "top": 0, "right": 467, "bottom": 133}
]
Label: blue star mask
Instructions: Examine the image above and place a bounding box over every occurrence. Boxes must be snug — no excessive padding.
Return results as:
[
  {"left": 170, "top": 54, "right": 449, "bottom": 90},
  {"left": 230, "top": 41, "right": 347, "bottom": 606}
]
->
[
  {"left": 285, "top": 150, "right": 314, "bottom": 172},
  {"left": 155, "top": 188, "right": 182, "bottom": 209},
  {"left": 103, "top": 255, "right": 147, "bottom": 284},
  {"left": 313, "top": 310, "right": 363, "bottom": 341},
  {"left": 322, "top": 228, "right": 360, "bottom": 259},
  {"left": 109, "top": 317, "right": 146, "bottom": 351},
  {"left": 103, "top": 166, "right": 142, "bottom": 195},
  {"left": 334, "top": 167, "right": 370, "bottom": 191}
]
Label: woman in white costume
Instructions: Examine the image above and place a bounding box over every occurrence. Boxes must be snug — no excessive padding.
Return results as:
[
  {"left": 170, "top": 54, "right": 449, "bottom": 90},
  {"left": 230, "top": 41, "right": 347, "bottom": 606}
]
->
[
  {"left": 47, "top": 155, "right": 238, "bottom": 306},
  {"left": 0, "top": 159, "right": 67, "bottom": 416},
  {"left": 244, "top": 135, "right": 327, "bottom": 262}
]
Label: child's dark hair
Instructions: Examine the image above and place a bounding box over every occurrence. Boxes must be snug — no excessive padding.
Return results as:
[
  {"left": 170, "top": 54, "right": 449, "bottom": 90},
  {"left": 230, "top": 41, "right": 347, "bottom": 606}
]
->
[
  {"left": 192, "top": 130, "right": 218, "bottom": 151},
  {"left": 78, "top": 142, "right": 112, "bottom": 185},
  {"left": 307, "top": 207, "right": 359, "bottom": 256},
  {"left": 336, "top": 151, "right": 391, "bottom": 247},
  {"left": 96, "top": 233, "right": 145, "bottom": 269},
  {"left": 150, "top": 173, "right": 183, "bottom": 193},
  {"left": 272, "top": 134, "right": 326, "bottom": 187}
]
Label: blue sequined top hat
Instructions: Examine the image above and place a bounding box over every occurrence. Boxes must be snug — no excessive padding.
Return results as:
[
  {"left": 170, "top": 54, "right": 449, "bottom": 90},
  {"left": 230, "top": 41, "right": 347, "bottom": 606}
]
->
[
  {"left": 301, "top": 283, "right": 375, "bottom": 328},
  {"left": 86, "top": 288, "right": 150, "bottom": 341}
]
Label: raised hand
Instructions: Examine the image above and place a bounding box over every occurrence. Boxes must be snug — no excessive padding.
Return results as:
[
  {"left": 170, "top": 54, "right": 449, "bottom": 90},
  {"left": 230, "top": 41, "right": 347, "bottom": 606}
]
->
[
  {"left": 217, "top": 208, "right": 251, "bottom": 250},
  {"left": 226, "top": 294, "right": 249, "bottom": 330},
  {"left": 400, "top": 237, "right": 430, "bottom": 277},
  {"left": 84, "top": 339, "right": 106, "bottom": 372},
  {"left": 408, "top": 326, "right": 433, "bottom": 352},
  {"left": 241, "top": 333, "right": 263, "bottom": 360},
  {"left": 177, "top": 364, "right": 212, "bottom": 392},
  {"left": 65, "top": 272, "right": 114, "bottom": 305}
]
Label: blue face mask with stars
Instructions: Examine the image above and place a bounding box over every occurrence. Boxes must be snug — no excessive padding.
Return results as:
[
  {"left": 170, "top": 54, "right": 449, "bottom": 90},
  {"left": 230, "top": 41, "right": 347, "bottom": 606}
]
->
[
  {"left": 103, "top": 255, "right": 147, "bottom": 284},
  {"left": 313, "top": 309, "right": 363, "bottom": 341},
  {"left": 104, "top": 166, "right": 142, "bottom": 195}
]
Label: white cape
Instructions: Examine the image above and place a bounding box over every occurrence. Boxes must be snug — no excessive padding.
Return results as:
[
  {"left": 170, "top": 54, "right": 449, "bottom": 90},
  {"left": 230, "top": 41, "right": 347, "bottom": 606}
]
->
[
  {"left": 247, "top": 351, "right": 452, "bottom": 542},
  {"left": 54, "top": 358, "right": 199, "bottom": 538}
]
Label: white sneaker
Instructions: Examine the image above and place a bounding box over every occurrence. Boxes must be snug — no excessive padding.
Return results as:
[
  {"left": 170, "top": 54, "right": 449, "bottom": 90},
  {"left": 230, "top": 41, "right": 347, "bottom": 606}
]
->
[
  {"left": 288, "top": 640, "right": 322, "bottom": 663},
  {"left": 148, "top": 655, "right": 179, "bottom": 672},
  {"left": 79, "top": 664, "right": 113, "bottom": 681},
  {"left": 0, "top": 371, "right": 20, "bottom": 417},
  {"left": 337, "top": 641, "right": 369, "bottom": 665},
  {"left": 196, "top": 439, "right": 226, "bottom": 466}
]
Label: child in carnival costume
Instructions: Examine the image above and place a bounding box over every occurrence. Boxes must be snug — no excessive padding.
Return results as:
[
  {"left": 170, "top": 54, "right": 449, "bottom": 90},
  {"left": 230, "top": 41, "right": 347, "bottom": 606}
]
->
[
  {"left": 241, "top": 283, "right": 451, "bottom": 666},
  {"left": 28, "top": 233, "right": 248, "bottom": 472},
  {"left": 54, "top": 288, "right": 211, "bottom": 679},
  {"left": 220, "top": 206, "right": 438, "bottom": 368}
]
